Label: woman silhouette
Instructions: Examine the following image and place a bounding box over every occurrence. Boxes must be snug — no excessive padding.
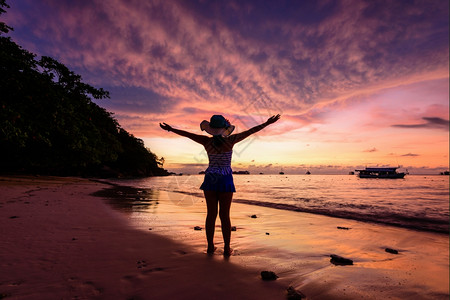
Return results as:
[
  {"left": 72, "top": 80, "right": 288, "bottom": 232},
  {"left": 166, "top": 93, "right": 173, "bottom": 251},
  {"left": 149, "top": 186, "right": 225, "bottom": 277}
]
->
[{"left": 160, "top": 114, "right": 280, "bottom": 256}]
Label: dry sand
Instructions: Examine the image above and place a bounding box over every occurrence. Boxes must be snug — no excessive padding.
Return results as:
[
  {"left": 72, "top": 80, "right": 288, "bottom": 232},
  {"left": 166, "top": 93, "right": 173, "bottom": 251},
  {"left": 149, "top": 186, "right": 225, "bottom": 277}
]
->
[{"left": 0, "top": 176, "right": 448, "bottom": 299}]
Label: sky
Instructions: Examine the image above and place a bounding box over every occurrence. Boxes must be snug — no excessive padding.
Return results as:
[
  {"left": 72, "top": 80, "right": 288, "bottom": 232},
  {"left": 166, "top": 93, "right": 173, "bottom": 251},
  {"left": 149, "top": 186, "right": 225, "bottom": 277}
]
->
[{"left": 3, "top": 0, "right": 449, "bottom": 174}]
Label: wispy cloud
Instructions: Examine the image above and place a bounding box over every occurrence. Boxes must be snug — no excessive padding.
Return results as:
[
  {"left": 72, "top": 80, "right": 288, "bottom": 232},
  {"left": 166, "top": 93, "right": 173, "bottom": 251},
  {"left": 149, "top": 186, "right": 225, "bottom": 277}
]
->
[
  {"left": 392, "top": 117, "right": 449, "bottom": 131},
  {"left": 401, "top": 153, "right": 420, "bottom": 157},
  {"left": 3, "top": 0, "right": 449, "bottom": 172},
  {"left": 5, "top": 0, "right": 449, "bottom": 121}
]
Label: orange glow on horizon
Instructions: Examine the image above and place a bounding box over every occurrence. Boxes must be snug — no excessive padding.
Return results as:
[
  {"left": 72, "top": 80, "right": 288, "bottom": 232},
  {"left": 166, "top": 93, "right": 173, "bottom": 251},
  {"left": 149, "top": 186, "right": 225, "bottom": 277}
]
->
[{"left": 5, "top": 0, "right": 448, "bottom": 174}]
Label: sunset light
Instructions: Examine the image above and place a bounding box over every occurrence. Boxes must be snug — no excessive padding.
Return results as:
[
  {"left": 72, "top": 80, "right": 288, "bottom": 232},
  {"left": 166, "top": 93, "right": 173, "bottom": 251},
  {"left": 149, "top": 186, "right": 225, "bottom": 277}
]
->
[
  {"left": 1, "top": 1, "right": 449, "bottom": 299},
  {"left": 4, "top": 0, "right": 448, "bottom": 174}
]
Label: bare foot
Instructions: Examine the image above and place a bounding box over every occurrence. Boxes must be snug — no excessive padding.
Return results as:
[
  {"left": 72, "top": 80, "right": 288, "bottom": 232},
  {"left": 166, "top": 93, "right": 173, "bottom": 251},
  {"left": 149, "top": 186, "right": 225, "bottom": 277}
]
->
[
  {"left": 207, "top": 246, "right": 217, "bottom": 254},
  {"left": 223, "top": 247, "right": 233, "bottom": 257}
]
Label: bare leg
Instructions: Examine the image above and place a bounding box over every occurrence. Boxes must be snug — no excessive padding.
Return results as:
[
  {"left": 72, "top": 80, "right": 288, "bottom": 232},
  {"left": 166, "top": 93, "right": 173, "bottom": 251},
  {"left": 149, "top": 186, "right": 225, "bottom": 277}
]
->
[
  {"left": 218, "top": 192, "right": 233, "bottom": 256},
  {"left": 204, "top": 191, "right": 218, "bottom": 253}
]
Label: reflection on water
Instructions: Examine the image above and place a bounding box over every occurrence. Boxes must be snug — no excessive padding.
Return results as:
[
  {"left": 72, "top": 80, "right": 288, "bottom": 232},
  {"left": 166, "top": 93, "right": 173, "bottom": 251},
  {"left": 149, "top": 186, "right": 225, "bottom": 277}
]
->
[
  {"left": 90, "top": 180, "right": 449, "bottom": 298},
  {"left": 91, "top": 184, "right": 160, "bottom": 214},
  {"left": 105, "top": 175, "right": 450, "bottom": 233}
]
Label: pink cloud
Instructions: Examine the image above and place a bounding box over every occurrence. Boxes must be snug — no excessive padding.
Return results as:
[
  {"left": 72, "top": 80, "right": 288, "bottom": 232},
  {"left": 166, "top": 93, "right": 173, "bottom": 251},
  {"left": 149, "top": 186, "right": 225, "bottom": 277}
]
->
[
  {"left": 5, "top": 0, "right": 448, "bottom": 120},
  {"left": 3, "top": 1, "right": 448, "bottom": 175}
]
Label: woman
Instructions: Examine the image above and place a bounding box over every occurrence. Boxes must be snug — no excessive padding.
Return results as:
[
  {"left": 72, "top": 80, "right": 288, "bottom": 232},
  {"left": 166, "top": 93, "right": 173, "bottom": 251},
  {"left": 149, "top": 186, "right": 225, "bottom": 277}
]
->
[{"left": 160, "top": 114, "right": 280, "bottom": 256}]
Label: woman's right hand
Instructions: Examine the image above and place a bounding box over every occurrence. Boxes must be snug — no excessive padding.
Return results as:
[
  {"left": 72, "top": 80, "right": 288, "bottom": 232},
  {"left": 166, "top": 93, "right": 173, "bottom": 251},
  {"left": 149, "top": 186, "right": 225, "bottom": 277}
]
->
[
  {"left": 159, "top": 122, "right": 173, "bottom": 132},
  {"left": 266, "top": 114, "right": 281, "bottom": 125}
]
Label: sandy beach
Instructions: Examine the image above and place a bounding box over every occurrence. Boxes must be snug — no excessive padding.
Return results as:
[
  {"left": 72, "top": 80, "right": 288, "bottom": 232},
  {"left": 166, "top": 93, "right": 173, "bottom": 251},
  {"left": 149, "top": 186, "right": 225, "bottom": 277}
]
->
[{"left": 1, "top": 176, "right": 449, "bottom": 299}]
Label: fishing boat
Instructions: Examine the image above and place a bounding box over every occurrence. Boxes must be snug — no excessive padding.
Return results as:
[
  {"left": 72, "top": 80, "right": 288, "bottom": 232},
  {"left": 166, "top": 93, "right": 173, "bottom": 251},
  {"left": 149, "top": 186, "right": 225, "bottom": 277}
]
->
[{"left": 355, "top": 167, "right": 406, "bottom": 179}]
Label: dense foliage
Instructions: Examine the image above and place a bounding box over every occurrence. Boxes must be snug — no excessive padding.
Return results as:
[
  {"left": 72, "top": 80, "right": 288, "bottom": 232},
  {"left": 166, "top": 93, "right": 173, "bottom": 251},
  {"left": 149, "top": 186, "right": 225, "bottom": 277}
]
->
[{"left": 0, "top": 1, "right": 168, "bottom": 177}]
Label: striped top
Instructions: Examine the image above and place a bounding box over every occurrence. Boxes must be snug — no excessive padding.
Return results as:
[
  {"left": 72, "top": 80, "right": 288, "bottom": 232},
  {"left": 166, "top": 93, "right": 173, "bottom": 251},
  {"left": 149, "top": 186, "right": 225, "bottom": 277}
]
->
[{"left": 205, "top": 151, "right": 233, "bottom": 175}]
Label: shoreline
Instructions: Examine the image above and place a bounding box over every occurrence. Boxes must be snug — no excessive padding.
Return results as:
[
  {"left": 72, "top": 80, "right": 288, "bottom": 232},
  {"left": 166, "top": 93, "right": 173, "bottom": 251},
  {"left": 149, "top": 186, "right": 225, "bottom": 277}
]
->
[
  {"left": 233, "top": 198, "right": 450, "bottom": 235},
  {"left": 96, "top": 179, "right": 450, "bottom": 299},
  {"left": 104, "top": 174, "right": 450, "bottom": 235},
  {"left": 0, "top": 176, "right": 287, "bottom": 299},
  {"left": 1, "top": 176, "right": 449, "bottom": 299}
]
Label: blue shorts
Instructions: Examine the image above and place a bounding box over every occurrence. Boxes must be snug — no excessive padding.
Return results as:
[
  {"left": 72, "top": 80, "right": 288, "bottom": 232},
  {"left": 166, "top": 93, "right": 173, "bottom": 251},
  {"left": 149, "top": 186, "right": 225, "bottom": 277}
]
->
[{"left": 200, "top": 173, "right": 236, "bottom": 192}]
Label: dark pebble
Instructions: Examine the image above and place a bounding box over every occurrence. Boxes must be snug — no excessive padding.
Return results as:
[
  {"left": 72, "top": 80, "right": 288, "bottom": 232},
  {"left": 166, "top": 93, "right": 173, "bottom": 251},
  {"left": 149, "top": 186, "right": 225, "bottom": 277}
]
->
[
  {"left": 137, "top": 260, "right": 147, "bottom": 269},
  {"left": 337, "top": 226, "right": 350, "bottom": 230},
  {"left": 194, "top": 226, "right": 202, "bottom": 231},
  {"left": 330, "top": 254, "right": 353, "bottom": 265},
  {"left": 261, "top": 271, "right": 278, "bottom": 281},
  {"left": 385, "top": 248, "right": 399, "bottom": 254},
  {"left": 266, "top": 232, "right": 270, "bottom": 235},
  {"left": 287, "top": 286, "right": 306, "bottom": 299},
  {"left": 251, "top": 215, "right": 257, "bottom": 218},
  {"left": 9, "top": 216, "right": 19, "bottom": 219},
  {"left": 231, "top": 226, "right": 237, "bottom": 231}
]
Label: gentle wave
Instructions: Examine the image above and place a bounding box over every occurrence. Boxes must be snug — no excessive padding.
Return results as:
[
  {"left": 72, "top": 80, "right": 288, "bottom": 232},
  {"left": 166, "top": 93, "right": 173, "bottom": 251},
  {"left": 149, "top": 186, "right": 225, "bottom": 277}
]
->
[
  {"left": 233, "top": 198, "right": 449, "bottom": 234},
  {"left": 108, "top": 174, "right": 450, "bottom": 234}
]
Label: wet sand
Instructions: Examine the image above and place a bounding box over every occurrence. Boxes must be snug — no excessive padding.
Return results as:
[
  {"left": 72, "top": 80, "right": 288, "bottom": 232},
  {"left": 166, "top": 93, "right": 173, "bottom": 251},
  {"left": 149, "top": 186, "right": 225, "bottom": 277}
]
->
[{"left": 1, "top": 176, "right": 449, "bottom": 299}]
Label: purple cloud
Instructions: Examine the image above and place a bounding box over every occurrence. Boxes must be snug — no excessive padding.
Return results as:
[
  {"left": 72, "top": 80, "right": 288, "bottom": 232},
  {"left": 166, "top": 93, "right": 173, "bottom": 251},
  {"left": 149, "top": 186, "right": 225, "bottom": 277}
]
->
[
  {"left": 392, "top": 117, "right": 449, "bottom": 131},
  {"left": 4, "top": 0, "right": 448, "bottom": 117},
  {"left": 401, "top": 153, "right": 420, "bottom": 157}
]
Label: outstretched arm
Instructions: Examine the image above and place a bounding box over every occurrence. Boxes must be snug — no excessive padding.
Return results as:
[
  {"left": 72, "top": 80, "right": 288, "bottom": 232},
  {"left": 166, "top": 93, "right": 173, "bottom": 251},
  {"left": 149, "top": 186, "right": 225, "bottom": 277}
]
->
[
  {"left": 231, "top": 114, "right": 280, "bottom": 144},
  {"left": 159, "top": 123, "right": 209, "bottom": 145}
]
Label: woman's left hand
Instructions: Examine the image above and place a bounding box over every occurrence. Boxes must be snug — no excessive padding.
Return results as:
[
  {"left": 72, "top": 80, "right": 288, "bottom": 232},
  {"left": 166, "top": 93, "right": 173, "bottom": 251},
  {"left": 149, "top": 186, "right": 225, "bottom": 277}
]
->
[
  {"left": 266, "top": 114, "right": 281, "bottom": 125},
  {"left": 160, "top": 122, "right": 173, "bottom": 132}
]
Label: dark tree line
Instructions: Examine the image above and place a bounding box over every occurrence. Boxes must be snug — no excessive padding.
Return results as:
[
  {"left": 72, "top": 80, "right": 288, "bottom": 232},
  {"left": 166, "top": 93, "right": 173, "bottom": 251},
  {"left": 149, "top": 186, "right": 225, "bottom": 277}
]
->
[{"left": 0, "top": 0, "right": 168, "bottom": 177}]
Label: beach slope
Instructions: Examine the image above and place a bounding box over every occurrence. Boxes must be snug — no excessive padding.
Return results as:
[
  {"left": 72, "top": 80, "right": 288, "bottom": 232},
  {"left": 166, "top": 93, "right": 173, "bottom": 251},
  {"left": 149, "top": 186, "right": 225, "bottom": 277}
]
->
[
  {"left": 1, "top": 176, "right": 449, "bottom": 299},
  {"left": 0, "top": 176, "right": 286, "bottom": 299}
]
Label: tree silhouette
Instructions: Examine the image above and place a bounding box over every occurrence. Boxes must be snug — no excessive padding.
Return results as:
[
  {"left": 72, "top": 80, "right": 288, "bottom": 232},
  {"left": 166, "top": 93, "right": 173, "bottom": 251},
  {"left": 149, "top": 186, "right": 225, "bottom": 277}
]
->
[{"left": 0, "top": 1, "right": 168, "bottom": 177}]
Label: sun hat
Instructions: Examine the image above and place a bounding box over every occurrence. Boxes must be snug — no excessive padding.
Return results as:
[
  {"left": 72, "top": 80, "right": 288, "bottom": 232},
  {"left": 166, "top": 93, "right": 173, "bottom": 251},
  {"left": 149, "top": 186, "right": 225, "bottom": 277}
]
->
[{"left": 200, "top": 115, "right": 235, "bottom": 136}]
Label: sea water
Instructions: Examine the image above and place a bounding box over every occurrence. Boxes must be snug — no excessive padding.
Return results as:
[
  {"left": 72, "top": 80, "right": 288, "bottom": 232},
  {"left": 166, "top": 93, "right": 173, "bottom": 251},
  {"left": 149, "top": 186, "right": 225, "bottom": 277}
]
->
[{"left": 109, "top": 174, "right": 449, "bottom": 234}]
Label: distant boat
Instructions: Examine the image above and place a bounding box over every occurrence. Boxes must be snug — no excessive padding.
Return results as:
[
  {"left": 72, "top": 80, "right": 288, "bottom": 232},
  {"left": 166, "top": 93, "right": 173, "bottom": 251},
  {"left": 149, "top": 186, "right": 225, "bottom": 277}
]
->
[
  {"left": 355, "top": 167, "right": 406, "bottom": 179},
  {"left": 348, "top": 171, "right": 355, "bottom": 175},
  {"left": 279, "top": 171, "right": 285, "bottom": 175},
  {"left": 305, "top": 170, "right": 311, "bottom": 175},
  {"left": 440, "top": 171, "right": 449, "bottom": 175}
]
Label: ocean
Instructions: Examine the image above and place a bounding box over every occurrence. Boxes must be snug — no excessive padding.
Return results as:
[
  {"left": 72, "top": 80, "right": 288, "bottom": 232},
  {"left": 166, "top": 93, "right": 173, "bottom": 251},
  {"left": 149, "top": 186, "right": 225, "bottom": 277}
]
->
[{"left": 109, "top": 174, "right": 449, "bottom": 234}]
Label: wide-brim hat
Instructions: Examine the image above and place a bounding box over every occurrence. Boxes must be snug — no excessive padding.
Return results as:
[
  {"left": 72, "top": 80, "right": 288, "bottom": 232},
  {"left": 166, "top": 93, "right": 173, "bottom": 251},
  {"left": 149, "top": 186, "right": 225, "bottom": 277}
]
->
[{"left": 200, "top": 115, "right": 235, "bottom": 137}]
